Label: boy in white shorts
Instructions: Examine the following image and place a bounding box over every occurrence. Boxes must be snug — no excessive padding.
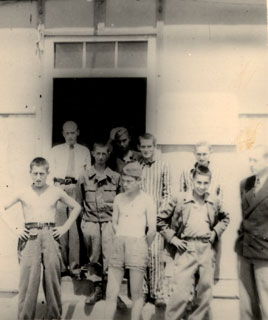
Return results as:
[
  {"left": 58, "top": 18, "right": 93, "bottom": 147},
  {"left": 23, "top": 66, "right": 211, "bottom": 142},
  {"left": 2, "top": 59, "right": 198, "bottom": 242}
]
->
[
  {"left": 105, "top": 161, "right": 156, "bottom": 320},
  {"left": 0, "top": 157, "right": 81, "bottom": 320}
]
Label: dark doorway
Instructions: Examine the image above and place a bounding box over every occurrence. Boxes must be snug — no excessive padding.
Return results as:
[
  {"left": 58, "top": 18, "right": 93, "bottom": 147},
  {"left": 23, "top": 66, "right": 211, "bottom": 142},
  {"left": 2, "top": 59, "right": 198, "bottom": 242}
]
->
[{"left": 52, "top": 78, "right": 147, "bottom": 150}]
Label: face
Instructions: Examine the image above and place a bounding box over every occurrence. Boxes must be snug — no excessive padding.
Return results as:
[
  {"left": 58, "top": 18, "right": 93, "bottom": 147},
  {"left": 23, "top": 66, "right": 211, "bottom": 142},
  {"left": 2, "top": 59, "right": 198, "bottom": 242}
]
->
[
  {"left": 192, "top": 173, "right": 211, "bottom": 197},
  {"left": 122, "top": 175, "right": 140, "bottom": 193},
  {"left": 139, "top": 138, "right": 155, "bottom": 160},
  {"left": 92, "top": 146, "right": 109, "bottom": 165},
  {"left": 30, "top": 165, "right": 49, "bottom": 188},
  {"left": 62, "top": 122, "right": 79, "bottom": 146},
  {"left": 195, "top": 145, "right": 211, "bottom": 166},
  {"left": 249, "top": 148, "right": 268, "bottom": 175},
  {"left": 115, "top": 132, "right": 130, "bottom": 152}
]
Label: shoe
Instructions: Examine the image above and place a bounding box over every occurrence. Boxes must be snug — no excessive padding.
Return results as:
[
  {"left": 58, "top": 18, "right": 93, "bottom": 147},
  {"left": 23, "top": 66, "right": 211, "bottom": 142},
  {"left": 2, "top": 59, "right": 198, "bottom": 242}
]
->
[
  {"left": 117, "top": 296, "right": 127, "bottom": 310},
  {"left": 69, "top": 272, "right": 82, "bottom": 280},
  {"left": 85, "top": 286, "right": 103, "bottom": 305},
  {"left": 61, "top": 270, "right": 70, "bottom": 277}
]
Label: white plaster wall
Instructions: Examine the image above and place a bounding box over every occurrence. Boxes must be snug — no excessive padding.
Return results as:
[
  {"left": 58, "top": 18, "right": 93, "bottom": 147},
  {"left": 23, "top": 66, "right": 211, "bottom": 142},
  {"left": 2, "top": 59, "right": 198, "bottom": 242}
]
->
[{"left": 0, "top": 29, "right": 41, "bottom": 291}]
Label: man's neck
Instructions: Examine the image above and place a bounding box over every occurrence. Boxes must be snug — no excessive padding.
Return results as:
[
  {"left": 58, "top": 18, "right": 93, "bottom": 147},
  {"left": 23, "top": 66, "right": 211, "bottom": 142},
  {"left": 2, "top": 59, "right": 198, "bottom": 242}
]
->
[
  {"left": 32, "top": 183, "right": 49, "bottom": 194},
  {"left": 94, "top": 163, "right": 106, "bottom": 174},
  {"left": 119, "top": 148, "right": 130, "bottom": 158},
  {"left": 125, "top": 188, "right": 141, "bottom": 200},
  {"left": 192, "top": 190, "right": 206, "bottom": 204}
]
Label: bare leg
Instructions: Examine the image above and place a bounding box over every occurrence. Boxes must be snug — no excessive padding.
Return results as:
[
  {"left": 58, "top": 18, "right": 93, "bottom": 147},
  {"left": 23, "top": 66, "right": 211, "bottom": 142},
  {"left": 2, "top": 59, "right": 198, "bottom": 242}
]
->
[
  {"left": 104, "top": 267, "right": 124, "bottom": 319},
  {"left": 130, "top": 269, "right": 145, "bottom": 320}
]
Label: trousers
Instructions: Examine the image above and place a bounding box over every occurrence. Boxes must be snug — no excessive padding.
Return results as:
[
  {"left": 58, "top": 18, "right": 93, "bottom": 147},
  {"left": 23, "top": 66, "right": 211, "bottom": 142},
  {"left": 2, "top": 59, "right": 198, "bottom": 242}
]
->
[
  {"left": 17, "top": 228, "right": 62, "bottom": 320},
  {"left": 56, "top": 184, "right": 81, "bottom": 273},
  {"left": 81, "top": 220, "right": 113, "bottom": 281},
  {"left": 237, "top": 255, "right": 268, "bottom": 320},
  {"left": 166, "top": 240, "right": 214, "bottom": 320},
  {"left": 143, "top": 231, "right": 165, "bottom": 301}
]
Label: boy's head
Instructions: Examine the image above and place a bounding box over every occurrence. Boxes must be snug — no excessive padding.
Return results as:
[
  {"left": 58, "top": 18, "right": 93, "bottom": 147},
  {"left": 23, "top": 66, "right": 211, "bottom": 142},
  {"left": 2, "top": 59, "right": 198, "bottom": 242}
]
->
[
  {"left": 62, "top": 121, "right": 79, "bottom": 147},
  {"left": 30, "top": 157, "right": 49, "bottom": 188},
  {"left": 249, "top": 145, "right": 268, "bottom": 175},
  {"left": 122, "top": 161, "right": 142, "bottom": 193},
  {"left": 194, "top": 141, "right": 212, "bottom": 166},
  {"left": 92, "top": 142, "right": 110, "bottom": 166},
  {"left": 114, "top": 127, "right": 131, "bottom": 153},
  {"left": 138, "top": 133, "right": 157, "bottom": 160},
  {"left": 192, "top": 165, "right": 211, "bottom": 197}
]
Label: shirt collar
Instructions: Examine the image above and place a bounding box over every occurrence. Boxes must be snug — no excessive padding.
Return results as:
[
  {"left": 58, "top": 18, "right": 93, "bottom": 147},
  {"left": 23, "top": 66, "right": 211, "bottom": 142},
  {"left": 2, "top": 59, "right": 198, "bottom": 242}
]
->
[
  {"left": 184, "top": 191, "right": 214, "bottom": 205},
  {"left": 140, "top": 153, "right": 157, "bottom": 167},
  {"left": 65, "top": 142, "right": 77, "bottom": 149},
  {"left": 87, "top": 166, "right": 113, "bottom": 180}
]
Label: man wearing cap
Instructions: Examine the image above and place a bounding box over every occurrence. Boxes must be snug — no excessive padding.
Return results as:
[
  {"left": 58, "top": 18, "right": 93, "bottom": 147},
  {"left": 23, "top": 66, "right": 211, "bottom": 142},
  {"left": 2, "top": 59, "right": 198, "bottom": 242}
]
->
[
  {"left": 109, "top": 127, "right": 141, "bottom": 174},
  {"left": 49, "top": 120, "right": 91, "bottom": 278},
  {"left": 105, "top": 161, "right": 156, "bottom": 320}
]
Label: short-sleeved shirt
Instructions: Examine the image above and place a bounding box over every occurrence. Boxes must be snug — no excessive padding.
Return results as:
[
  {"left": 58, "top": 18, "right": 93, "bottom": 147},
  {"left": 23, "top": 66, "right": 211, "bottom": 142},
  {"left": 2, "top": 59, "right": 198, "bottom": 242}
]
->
[{"left": 80, "top": 166, "right": 120, "bottom": 222}]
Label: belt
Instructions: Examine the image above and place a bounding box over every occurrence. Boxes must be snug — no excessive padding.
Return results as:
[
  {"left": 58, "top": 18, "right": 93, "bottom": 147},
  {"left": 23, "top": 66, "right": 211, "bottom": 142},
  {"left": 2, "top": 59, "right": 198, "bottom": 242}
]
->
[
  {"left": 54, "top": 177, "right": 77, "bottom": 185},
  {"left": 182, "top": 237, "right": 210, "bottom": 243},
  {"left": 25, "top": 222, "right": 56, "bottom": 229}
]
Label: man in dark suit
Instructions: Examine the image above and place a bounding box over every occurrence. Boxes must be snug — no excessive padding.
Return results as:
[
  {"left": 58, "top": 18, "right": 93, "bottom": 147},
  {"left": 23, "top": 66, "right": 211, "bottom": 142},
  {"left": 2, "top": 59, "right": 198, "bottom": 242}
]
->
[{"left": 235, "top": 145, "right": 268, "bottom": 320}]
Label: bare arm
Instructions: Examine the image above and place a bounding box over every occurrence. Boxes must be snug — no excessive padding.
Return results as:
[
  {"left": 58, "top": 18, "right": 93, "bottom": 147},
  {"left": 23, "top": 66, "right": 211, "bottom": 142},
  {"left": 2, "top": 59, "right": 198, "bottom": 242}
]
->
[
  {"left": 52, "top": 188, "right": 81, "bottom": 239},
  {"left": 145, "top": 198, "right": 156, "bottom": 246},
  {"left": 0, "top": 195, "right": 30, "bottom": 240},
  {"left": 112, "top": 197, "right": 119, "bottom": 234}
]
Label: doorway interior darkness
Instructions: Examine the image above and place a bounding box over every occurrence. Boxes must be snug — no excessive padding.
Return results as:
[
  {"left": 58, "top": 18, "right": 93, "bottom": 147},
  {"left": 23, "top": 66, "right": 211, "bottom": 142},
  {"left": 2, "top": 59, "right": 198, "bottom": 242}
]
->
[{"left": 52, "top": 78, "right": 147, "bottom": 151}]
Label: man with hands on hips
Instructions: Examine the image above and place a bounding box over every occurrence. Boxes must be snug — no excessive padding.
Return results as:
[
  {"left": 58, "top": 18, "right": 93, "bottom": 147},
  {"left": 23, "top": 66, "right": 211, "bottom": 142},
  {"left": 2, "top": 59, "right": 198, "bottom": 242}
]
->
[
  {"left": 157, "top": 165, "right": 229, "bottom": 320},
  {"left": 0, "top": 157, "right": 81, "bottom": 320}
]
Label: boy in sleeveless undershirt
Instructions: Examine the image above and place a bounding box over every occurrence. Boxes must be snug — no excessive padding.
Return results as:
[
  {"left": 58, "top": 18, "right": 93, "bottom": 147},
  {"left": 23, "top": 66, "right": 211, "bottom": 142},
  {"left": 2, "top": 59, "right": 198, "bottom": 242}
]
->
[{"left": 104, "top": 161, "right": 156, "bottom": 320}]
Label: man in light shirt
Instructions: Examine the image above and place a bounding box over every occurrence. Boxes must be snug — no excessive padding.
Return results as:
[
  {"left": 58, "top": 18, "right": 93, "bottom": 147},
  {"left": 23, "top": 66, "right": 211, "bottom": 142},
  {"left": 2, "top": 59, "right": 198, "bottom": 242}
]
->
[{"left": 49, "top": 120, "right": 91, "bottom": 278}]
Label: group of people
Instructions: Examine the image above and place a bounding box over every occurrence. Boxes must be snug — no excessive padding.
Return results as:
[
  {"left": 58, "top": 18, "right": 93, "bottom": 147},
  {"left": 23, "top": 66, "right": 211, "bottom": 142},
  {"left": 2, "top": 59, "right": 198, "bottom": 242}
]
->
[{"left": 1, "top": 120, "right": 268, "bottom": 320}]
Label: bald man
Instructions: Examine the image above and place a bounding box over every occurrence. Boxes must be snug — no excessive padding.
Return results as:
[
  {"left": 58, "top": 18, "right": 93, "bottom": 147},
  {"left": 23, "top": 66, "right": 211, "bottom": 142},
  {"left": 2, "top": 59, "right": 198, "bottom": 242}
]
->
[
  {"left": 235, "top": 145, "right": 268, "bottom": 320},
  {"left": 49, "top": 121, "right": 91, "bottom": 278}
]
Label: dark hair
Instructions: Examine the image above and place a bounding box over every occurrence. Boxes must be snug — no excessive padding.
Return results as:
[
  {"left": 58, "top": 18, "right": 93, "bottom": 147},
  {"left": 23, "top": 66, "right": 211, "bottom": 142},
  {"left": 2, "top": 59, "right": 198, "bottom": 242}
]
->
[
  {"left": 138, "top": 133, "right": 157, "bottom": 146},
  {"left": 192, "top": 165, "right": 211, "bottom": 180},
  {"left": 30, "top": 157, "right": 49, "bottom": 171},
  {"left": 92, "top": 142, "right": 110, "bottom": 152}
]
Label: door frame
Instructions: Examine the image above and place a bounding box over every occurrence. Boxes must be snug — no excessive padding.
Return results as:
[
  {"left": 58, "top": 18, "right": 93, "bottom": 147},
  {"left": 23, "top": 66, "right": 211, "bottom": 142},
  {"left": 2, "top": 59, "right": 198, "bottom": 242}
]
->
[{"left": 40, "top": 34, "right": 156, "bottom": 157}]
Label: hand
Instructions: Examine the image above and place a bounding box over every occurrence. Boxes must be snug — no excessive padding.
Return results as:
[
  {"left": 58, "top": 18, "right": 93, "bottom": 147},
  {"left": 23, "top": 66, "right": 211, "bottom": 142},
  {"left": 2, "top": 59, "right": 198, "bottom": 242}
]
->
[
  {"left": 170, "top": 237, "right": 188, "bottom": 253},
  {"left": 52, "top": 226, "right": 67, "bottom": 240},
  {"left": 209, "top": 230, "right": 217, "bottom": 244},
  {"left": 18, "top": 228, "right": 30, "bottom": 241}
]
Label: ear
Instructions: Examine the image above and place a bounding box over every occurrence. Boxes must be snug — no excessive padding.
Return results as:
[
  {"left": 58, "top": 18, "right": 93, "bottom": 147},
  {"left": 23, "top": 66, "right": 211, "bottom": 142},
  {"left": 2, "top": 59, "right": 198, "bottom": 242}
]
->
[
  {"left": 77, "top": 129, "right": 80, "bottom": 136},
  {"left": 137, "top": 144, "right": 141, "bottom": 151}
]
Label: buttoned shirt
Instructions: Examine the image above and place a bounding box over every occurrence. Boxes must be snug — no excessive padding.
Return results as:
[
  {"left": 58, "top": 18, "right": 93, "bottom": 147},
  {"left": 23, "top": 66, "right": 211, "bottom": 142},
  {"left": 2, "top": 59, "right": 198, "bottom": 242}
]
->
[
  {"left": 181, "top": 194, "right": 211, "bottom": 238},
  {"left": 79, "top": 166, "right": 120, "bottom": 222},
  {"left": 49, "top": 143, "right": 91, "bottom": 181}
]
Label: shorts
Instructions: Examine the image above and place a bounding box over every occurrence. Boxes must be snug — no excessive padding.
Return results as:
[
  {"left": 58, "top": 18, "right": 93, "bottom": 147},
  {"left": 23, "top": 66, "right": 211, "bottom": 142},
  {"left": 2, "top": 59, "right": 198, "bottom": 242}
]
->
[{"left": 109, "top": 236, "right": 148, "bottom": 272}]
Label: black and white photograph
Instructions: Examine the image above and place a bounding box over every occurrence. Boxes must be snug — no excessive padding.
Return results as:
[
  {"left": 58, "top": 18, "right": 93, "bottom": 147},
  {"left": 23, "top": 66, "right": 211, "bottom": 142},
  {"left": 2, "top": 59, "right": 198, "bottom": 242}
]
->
[{"left": 0, "top": 0, "right": 267, "bottom": 319}]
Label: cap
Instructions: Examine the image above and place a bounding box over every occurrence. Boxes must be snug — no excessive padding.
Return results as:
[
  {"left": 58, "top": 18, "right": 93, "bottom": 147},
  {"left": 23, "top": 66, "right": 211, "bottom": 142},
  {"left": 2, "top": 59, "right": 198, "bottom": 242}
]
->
[
  {"left": 122, "top": 161, "right": 142, "bottom": 178},
  {"left": 110, "top": 127, "right": 128, "bottom": 141}
]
